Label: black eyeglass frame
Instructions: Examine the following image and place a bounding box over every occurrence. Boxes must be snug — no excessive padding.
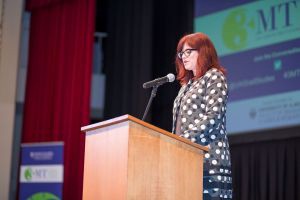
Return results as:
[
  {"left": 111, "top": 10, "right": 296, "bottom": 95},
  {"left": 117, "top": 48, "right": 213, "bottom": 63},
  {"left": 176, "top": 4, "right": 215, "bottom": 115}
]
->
[{"left": 177, "top": 48, "right": 197, "bottom": 59}]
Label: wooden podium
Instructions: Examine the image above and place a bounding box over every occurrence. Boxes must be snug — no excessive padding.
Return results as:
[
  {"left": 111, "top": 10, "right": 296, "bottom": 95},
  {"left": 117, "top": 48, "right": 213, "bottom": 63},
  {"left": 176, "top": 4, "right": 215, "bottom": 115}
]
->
[{"left": 81, "top": 115, "right": 208, "bottom": 200}]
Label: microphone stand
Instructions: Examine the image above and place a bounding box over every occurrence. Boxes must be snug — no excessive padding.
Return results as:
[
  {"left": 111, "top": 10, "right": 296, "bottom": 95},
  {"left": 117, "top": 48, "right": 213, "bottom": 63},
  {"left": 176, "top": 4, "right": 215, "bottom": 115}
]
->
[{"left": 142, "top": 85, "right": 158, "bottom": 121}]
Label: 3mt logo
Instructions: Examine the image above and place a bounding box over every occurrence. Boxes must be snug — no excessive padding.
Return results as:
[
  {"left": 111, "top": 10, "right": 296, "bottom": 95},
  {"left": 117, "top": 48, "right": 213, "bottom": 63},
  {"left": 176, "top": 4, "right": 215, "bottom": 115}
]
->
[{"left": 222, "top": 1, "right": 297, "bottom": 51}]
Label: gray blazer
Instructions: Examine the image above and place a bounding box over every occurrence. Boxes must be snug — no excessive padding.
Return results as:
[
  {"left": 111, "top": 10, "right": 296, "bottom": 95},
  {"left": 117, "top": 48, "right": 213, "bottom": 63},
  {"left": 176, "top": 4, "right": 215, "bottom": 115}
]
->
[
  {"left": 172, "top": 68, "right": 232, "bottom": 198},
  {"left": 172, "top": 68, "right": 228, "bottom": 145}
]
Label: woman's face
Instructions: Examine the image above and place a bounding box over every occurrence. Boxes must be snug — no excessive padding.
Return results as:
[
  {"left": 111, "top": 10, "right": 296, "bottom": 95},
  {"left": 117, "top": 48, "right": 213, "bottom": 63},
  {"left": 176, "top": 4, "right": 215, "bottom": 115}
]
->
[{"left": 181, "top": 43, "right": 199, "bottom": 76}]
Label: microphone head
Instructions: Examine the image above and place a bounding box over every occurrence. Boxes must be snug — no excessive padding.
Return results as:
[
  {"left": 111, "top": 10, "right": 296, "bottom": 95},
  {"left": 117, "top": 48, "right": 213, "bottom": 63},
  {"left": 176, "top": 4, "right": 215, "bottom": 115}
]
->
[{"left": 167, "top": 73, "right": 175, "bottom": 82}]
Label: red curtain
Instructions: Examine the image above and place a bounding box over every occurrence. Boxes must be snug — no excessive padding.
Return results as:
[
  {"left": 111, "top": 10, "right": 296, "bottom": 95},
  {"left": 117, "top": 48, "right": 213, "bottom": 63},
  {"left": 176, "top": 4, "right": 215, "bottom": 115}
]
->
[{"left": 22, "top": 0, "right": 95, "bottom": 199}]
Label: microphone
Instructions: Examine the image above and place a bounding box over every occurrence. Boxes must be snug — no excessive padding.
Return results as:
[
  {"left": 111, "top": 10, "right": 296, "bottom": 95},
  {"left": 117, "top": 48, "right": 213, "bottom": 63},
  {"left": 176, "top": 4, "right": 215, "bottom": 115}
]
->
[{"left": 143, "top": 73, "right": 175, "bottom": 88}]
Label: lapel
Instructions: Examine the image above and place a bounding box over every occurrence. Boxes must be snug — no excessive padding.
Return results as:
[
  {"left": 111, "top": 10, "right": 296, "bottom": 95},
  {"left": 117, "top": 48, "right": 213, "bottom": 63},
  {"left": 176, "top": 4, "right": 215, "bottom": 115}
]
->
[{"left": 172, "top": 80, "right": 194, "bottom": 133}]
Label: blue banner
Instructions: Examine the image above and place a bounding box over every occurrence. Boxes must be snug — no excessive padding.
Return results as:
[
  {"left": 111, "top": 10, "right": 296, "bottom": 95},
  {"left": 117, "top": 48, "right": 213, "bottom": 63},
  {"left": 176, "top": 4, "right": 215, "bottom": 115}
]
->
[
  {"left": 19, "top": 142, "right": 64, "bottom": 200},
  {"left": 195, "top": 0, "right": 300, "bottom": 134}
]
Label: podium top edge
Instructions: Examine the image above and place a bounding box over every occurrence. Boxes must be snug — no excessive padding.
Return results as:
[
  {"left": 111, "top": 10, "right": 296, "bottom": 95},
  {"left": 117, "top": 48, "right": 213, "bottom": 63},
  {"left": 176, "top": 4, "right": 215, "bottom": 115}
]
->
[
  {"left": 81, "top": 114, "right": 135, "bottom": 131},
  {"left": 81, "top": 114, "right": 209, "bottom": 152}
]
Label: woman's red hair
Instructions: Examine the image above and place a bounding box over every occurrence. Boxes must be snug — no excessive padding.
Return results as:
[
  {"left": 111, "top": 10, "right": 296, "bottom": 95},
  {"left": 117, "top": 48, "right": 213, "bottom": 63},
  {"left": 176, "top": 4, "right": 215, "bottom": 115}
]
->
[{"left": 175, "top": 32, "right": 226, "bottom": 85}]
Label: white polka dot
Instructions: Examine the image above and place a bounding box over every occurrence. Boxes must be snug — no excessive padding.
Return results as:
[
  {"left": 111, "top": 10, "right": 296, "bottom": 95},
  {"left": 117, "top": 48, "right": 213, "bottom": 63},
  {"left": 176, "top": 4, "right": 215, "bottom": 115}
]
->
[
  {"left": 201, "top": 124, "right": 206, "bottom": 130},
  {"left": 209, "top": 129, "right": 213, "bottom": 133},
  {"left": 220, "top": 129, "right": 224, "bottom": 134},
  {"left": 209, "top": 170, "right": 215, "bottom": 174},
  {"left": 174, "top": 103, "right": 177, "bottom": 107},
  {"left": 183, "top": 105, "right": 187, "bottom": 110},
  {"left": 192, "top": 94, "right": 197, "bottom": 99},
  {"left": 218, "top": 142, "right": 222, "bottom": 147},
  {"left": 222, "top": 91, "right": 226, "bottom": 95},
  {"left": 221, "top": 155, "right": 225, "bottom": 159},
  {"left": 201, "top": 104, "right": 205, "bottom": 108},
  {"left": 191, "top": 137, "right": 196, "bottom": 142},
  {"left": 212, "top": 160, "right": 217, "bottom": 165},
  {"left": 211, "top": 135, "right": 216, "bottom": 139},
  {"left": 223, "top": 142, "right": 226, "bottom": 147},
  {"left": 218, "top": 98, "right": 223, "bottom": 102},
  {"left": 220, "top": 169, "right": 224, "bottom": 172},
  {"left": 226, "top": 155, "right": 229, "bottom": 160},
  {"left": 187, "top": 110, "right": 192, "bottom": 115},
  {"left": 216, "top": 149, "right": 220, "bottom": 154},
  {"left": 225, "top": 169, "right": 228, "bottom": 173},
  {"left": 209, "top": 99, "right": 214, "bottom": 104},
  {"left": 217, "top": 83, "right": 222, "bottom": 87},
  {"left": 217, "top": 114, "right": 221, "bottom": 119},
  {"left": 222, "top": 107, "right": 225, "bottom": 111},
  {"left": 182, "top": 118, "right": 186, "bottom": 122},
  {"left": 206, "top": 73, "right": 211, "bottom": 77},
  {"left": 192, "top": 127, "right": 197, "bottom": 130},
  {"left": 201, "top": 80, "right": 205, "bottom": 84},
  {"left": 210, "top": 119, "right": 215, "bottom": 124},
  {"left": 184, "top": 133, "right": 189, "bottom": 138},
  {"left": 187, "top": 99, "right": 191, "bottom": 103},
  {"left": 192, "top": 104, "right": 197, "bottom": 109},
  {"left": 200, "top": 134, "right": 204, "bottom": 138},
  {"left": 217, "top": 175, "right": 222, "bottom": 180},
  {"left": 198, "top": 89, "right": 203, "bottom": 93},
  {"left": 205, "top": 153, "right": 210, "bottom": 158},
  {"left": 199, "top": 113, "right": 204, "bottom": 117},
  {"left": 210, "top": 89, "right": 215, "bottom": 94},
  {"left": 207, "top": 83, "right": 211, "bottom": 87},
  {"left": 203, "top": 115, "right": 208, "bottom": 120},
  {"left": 213, "top": 107, "right": 218, "bottom": 111},
  {"left": 188, "top": 124, "right": 193, "bottom": 128},
  {"left": 194, "top": 119, "right": 200, "bottom": 123},
  {"left": 201, "top": 138, "right": 206, "bottom": 143},
  {"left": 212, "top": 75, "right": 217, "bottom": 80}
]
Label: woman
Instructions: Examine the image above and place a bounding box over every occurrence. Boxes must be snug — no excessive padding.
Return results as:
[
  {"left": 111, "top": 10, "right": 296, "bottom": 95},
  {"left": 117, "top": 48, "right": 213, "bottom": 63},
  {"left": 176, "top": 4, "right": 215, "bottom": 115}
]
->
[{"left": 172, "top": 32, "right": 232, "bottom": 199}]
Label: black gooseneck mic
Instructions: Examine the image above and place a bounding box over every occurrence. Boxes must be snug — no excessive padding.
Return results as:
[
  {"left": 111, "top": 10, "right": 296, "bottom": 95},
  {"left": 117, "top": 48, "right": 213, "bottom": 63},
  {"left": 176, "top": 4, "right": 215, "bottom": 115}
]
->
[
  {"left": 142, "top": 73, "right": 175, "bottom": 121},
  {"left": 143, "top": 73, "right": 175, "bottom": 89}
]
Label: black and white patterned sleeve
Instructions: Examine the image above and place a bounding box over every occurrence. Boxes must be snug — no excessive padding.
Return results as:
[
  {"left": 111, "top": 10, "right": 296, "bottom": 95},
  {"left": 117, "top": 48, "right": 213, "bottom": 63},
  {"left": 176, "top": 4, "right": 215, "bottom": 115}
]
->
[{"left": 182, "top": 70, "right": 228, "bottom": 144}]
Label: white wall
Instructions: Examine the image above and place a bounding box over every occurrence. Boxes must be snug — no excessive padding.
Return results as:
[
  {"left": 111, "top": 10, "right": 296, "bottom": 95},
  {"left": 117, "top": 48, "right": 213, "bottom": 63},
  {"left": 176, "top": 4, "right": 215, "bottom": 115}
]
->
[{"left": 0, "top": 0, "right": 24, "bottom": 199}]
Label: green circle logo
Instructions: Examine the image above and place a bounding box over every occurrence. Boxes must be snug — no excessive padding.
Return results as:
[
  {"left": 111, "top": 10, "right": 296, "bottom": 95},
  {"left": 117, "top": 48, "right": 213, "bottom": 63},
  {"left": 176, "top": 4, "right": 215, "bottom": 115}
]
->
[
  {"left": 222, "top": 8, "right": 251, "bottom": 50},
  {"left": 28, "top": 192, "right": 60, "bottom": 200},
  {"left": 24, "top": 168, "right": 32, "bottom": 181}
]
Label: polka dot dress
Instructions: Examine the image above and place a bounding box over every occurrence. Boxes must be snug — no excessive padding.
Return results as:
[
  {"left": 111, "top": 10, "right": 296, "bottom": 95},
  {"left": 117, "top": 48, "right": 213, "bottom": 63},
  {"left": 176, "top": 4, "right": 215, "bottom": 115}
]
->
[{"left": 172, "top": 68, "right": 232, "bottom": 199}]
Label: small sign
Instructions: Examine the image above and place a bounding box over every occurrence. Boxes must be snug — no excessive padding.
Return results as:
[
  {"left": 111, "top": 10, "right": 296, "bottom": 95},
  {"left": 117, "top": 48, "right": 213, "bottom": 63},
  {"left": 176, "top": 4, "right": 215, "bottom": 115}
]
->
[{"left": 19, "top": 142, "right": 64, "bottom": 200}]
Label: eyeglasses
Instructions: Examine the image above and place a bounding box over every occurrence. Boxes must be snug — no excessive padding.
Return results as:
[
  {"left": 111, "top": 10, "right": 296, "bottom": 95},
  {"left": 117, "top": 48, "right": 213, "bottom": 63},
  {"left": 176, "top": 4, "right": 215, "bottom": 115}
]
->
[{"left": 177, "top": 48, "right": 197, "bottom": 59}]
